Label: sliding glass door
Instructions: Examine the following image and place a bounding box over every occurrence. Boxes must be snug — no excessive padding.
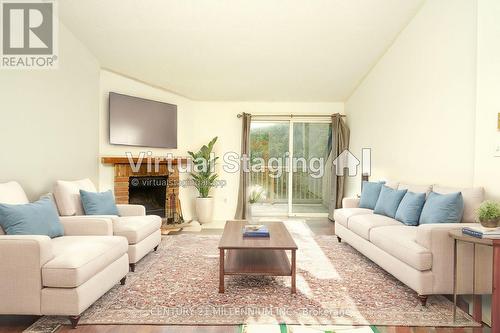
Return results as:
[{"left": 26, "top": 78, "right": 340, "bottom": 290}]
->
[
  {"left": 249, "top": 117, "right": 332, "bottom": 217},
  {"left": 291, "top": 122, "right": 332, "bottom": 214},
  {"left": 249, "top": 121, "right": 289, "bottom": 216}
]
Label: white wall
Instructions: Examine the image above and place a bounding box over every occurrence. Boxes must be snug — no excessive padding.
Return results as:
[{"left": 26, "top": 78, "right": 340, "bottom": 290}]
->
[
  {"left": 0, "top": 23, "right": 100, "bottom": 200},
  {"left": 98, "top": 69, "right": 343, "bottom": 221},
  {"left": 471, "top": 1, "right": 500, "bottom": 322},
  {"left": 473, "top": 0, "right": 500, "bottom": 202},
  {"left": 345, "top": 0, "right": 477, "bottom": 196}
]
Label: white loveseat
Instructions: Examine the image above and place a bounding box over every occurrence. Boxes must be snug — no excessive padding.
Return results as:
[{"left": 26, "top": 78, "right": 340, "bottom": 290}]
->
[
  {"left": 53, "top": 179, "right": 162, "bottom": 272},
  {"left": 0, "top": 182, "right": 129, "bottom": 328},
  {"left": 334, "top": 182, "right": 487, "bottom": 305}
]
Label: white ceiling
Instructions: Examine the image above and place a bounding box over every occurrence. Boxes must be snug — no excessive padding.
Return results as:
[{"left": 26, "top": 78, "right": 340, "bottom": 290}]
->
[{"left": 59, "top": 0, "right": 423, "bottom": 102}]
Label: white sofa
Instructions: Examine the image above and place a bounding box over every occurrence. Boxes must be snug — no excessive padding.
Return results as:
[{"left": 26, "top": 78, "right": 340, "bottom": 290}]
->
[
  {"left": 53, "top": 179, "right": 162, "bottom": 272},
  {"left": 334, "top": 182, "right": 487, "bottom": 305},
  {"left": 0, "top": 182, "right": 129, "bottom": 328}
]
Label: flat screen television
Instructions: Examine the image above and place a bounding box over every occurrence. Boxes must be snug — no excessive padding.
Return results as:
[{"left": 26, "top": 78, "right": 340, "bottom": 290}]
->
[{"left": 109, "top": 92, "right": 177, "bottom": 148}]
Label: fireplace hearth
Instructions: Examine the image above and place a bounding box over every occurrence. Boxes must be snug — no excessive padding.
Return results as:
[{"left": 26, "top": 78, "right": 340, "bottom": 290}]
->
[{"left": 129, "top": 176, "right": 168, "bottom": 217}]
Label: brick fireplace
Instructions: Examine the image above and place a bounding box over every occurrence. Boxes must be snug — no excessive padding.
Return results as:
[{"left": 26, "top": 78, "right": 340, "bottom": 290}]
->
[{"left": 102, "top": 157, "right": 188, "bottom": 228}]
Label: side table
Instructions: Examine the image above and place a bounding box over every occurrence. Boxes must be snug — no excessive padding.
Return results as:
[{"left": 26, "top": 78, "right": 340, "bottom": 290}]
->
[{"left": 449, "top": 230, "right": 500, "bottom": 333}]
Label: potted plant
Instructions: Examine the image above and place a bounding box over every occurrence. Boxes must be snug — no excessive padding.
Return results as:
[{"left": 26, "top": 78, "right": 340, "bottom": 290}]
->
[
  {"left": 249, "top": 186, "right": 265, "bottom": 205},
  {"left": 477, "top": 201, "right": 500, "bottom": 228},
  {"left": 188, "top": 137, "right": 218, "bottom": 224},
  {"left": 248, "top": 185, "right": 266, "bottom": 217}
]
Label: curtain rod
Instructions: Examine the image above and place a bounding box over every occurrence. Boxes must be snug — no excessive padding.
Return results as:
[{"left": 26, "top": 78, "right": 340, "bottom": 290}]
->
[{"left": 236, "top": 113, "right": 345, "bottom": 118}]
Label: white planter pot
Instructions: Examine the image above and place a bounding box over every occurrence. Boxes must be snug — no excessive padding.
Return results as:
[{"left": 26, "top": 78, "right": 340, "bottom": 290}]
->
[{"left": 196, "top": 197, "right": 214, "bottom": 224}]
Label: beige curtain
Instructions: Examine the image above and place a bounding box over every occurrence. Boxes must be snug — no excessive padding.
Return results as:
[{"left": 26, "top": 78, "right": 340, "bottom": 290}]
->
[
  {"left": 329, "top": 113, "right": 350, "bottom": 219},
  {"left": 234, "top": 113, "right": 251, "bottom": 219}
]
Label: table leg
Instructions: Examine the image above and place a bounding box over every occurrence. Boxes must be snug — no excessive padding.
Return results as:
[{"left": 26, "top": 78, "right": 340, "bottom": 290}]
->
[
  {"left": 473, "top": 295, "right": 482, "bottom": 326},
  {"left": 219, "top": 248, "right": 225, "bottom": 293},
  {"left": 453, "top": 238, "right": 458, "bottom": 322},
  {"left": 471, "top": 243, "right": 483, "bottom": 325},
  {"left": 291, "top": 249, "right": 296, "bottom": 294},
  {"left": 492, "top": 241, "right": 500, "bottom": 333}
]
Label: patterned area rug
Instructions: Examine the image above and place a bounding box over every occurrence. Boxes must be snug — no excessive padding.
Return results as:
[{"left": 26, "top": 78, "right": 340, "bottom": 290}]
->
[{"left": 26, "top": 221, "right": 476, "bottom": 332}]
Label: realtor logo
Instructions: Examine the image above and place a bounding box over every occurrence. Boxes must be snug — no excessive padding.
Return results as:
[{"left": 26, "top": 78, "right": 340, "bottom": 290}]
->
[{"left": 1, "top": 0, "right": 58, "bottom": 69}]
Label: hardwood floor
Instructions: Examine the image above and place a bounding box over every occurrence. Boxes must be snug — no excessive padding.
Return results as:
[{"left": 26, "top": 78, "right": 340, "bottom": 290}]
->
[
  {"left": 0, "top": 315, "right": 39, "bottom": 333},
  {"left": 56, "top": 325, "right": 239, "bottom": 333},
  {"left": 0, "top": 218, "right": 486, "bottom": 332}
]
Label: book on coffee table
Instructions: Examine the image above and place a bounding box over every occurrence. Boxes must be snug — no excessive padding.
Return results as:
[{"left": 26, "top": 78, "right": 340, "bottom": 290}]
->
[{"left": 242, "top": 224, "right": 270, "bottom": 237}]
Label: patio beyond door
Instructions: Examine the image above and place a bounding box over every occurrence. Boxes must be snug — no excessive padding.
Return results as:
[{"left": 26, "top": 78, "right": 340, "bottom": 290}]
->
[{"left": 249, "top": 118, "right": 332, "bottom": 217}]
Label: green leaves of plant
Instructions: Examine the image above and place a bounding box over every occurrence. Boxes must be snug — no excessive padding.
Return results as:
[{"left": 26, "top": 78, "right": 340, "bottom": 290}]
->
[
  {"left": 477, "top": 200, "right": 500, "bottom": 221},
  {"left": 189, "top": 137, "right": 218, "bottom": 198}
]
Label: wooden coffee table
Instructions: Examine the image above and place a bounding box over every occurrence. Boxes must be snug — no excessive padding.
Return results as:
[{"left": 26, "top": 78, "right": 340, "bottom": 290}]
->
[{"left": 218, "top": 220, "right": 298, "bottom": 294}]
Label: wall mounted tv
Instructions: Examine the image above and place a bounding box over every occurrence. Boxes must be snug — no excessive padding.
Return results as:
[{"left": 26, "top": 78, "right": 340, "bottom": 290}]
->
[{"left": 109, "top": 92, "right": 177, "bottom": 148}]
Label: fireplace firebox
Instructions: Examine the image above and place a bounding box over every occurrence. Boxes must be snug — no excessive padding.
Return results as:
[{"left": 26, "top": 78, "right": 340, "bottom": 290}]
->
[{"left": 128, "top": 176, "right": 168, "bottom": 217}]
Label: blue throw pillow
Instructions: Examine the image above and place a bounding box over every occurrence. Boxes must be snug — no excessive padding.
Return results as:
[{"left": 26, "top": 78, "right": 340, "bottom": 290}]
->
[
  {"left": 0, "top": 197, "right": 63, "bottom": 238},
  {"left": 373, "top": 186, "right": 407, "bottom": 218},
  {"left": 80, "top": 189, "right": 119, "bottom": 215},
  {"left": 419, "top": 191, "right": 464, "bottom": 224},
  {"left": 359, "top": 181, "right": 385, "bottom": 209},
  {"left": 395, "top": 191, "right": 426, "bottom": 226}
]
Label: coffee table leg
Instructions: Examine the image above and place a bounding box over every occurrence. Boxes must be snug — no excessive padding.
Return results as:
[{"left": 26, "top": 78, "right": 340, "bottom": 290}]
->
[
  {"left": 219, "top": 248, "right": 225, "bottom": 293},
  {"left": 291, "top": 249, "right": 296, "bottom": 294}
]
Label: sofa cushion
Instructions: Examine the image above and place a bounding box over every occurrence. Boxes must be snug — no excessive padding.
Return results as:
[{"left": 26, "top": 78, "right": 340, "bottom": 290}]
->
[
  {"left": 397, "top": 183, "right": 433, "bottom": 195},
  {"left": 333, "top": 208, "right": 373, "bottom": 228},
  {"left": 80, "top": 190, "right": 120, "bottom": 216},
  {"left": 359, "top": 181, "right": 384, "bottom": 209},
  {"left": 113, "top": 215, "right": 162, "bottom": 244},
  {"left": 370, "top": 225, "right": 432, "bottom": 271},
  {"left": 433, "top": 186, "right": 484, "bottom": 223},
  {"left": 0, "top": 181, "right": 29, "bottom": 205},
  {"left": 0, "top": 197, "right": 64, "bottom": 238},
  {"left": 53, "top": 179, "right": 97, "bottom": 216},
  {"left": 348, "top": 213, "right": 400, "bottom": 240},
  {"left": 420, "top": 192, "right": 464, "bottom": 224},
  {"left": 395, "top": 191, "right": 426, "bottom": 226},
  {"left": 42, "top": 235, "right": 128, "bottom": 288},
  {"left": 373, "top": 186, "right": 407, "bottom": 218}
]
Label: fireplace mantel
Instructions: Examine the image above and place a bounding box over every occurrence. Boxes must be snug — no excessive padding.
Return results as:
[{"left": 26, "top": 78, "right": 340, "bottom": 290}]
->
[{"left": 101, "top": 156, "right": 189, "bottom": 165}]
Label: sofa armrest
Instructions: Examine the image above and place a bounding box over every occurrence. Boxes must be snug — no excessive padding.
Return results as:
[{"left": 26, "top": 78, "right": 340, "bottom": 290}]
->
[
  {"left": 59, "top": 216, "right": 113, "bottom": 236},
  {"left": 342, "top": 197, "right": 360, "bottom": 208},
  {"left": 416, "top": 223, "right": 479, "bottom": 294},
  {"left": 0, "top": 235, "right": 53, "bottom": 314},
  {"left": 0, "top": 235, "right": 53, "bottom": 265},
  {"left": 117, "top": 204, "right": 146, "bottom": 216},
  {"left": 416, "top": 223, "right": 477, "bottom": 250}
]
